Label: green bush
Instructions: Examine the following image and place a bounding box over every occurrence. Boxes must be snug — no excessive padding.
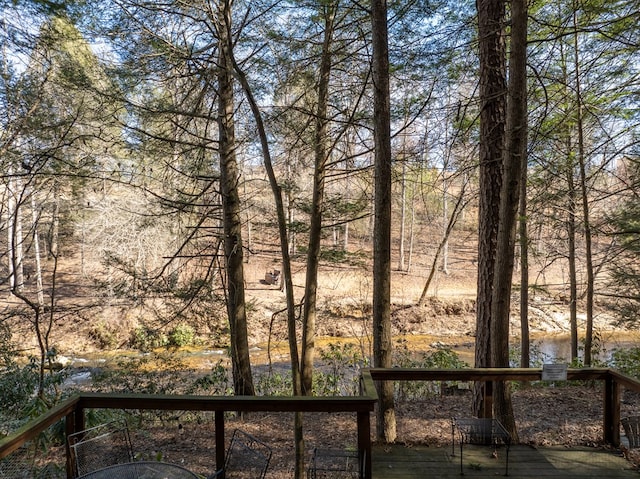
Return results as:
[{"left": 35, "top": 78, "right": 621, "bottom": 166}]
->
[
  {"left": 566, "top": 331, "right": 609, "bottom": 369},
  {"left": 129, "top": 326, "right": 167, "bottom": 351},
  {"left": 0, "top": 353, "right": 67, "bottom": 429},
  {"left": 89, "top": 321, "right": 119, "bottom": 349},
  {"left": 255, "top": 370, "right": 293, "bottom": 396},
  {"left": 393, "top": 339, "right": 432, "bottom": 400},
  {"left": 393, "top": 341, "right": 469, "bottom": 400},
  {"left": 611, "top": 347, "right": 640, "bottom": 378},
  {"left": 92, "top": 352, "right": 186, "bottom": 395},
  {"left": 314, "top": 342, "right": 369, "bottom": 396},
  {"left": 168, "top": 324, "right": 195, "bottom": 348},
  {"left": 421, "top": 346, "right": 469, "bottom": 369},
  {"left": 190, "top": 360, "right": 233, "bottom": 395},
  {"left": 0, "top": 361, "right": 39, "bottom": 418}
]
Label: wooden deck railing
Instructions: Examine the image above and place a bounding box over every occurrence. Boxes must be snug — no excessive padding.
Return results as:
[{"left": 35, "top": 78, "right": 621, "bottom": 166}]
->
[
  {"left": 0, "top": 371, "right": 378, "bottom": 478},
  {"left": 368, "top": 367, "right": 640, "bottom": 446},
  {"left": 2, "top": 367, "right": 640, "bottom": 479}
]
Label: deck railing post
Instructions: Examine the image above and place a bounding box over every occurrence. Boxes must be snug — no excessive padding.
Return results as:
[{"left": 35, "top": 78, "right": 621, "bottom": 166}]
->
[
  {"left": 73, "top": 404, "right": 85, "bottom": 435},
  {"left": 604, "top": 373, "right": 620, "bottom": 445},
  {"left": 215, "top": 410, "right": 225, "bottom": 476},
  {"left": 484, "top": 380, "right": 493, "bottom": 418},
  {"left": 65, "top": 411, "right": 75, "bottom": 479},
  {"left": 357, "top": 410, "right": 372, "bottom": 479},
  {"left": 66, "top": 403, "right": 85, "bottom": 479}
]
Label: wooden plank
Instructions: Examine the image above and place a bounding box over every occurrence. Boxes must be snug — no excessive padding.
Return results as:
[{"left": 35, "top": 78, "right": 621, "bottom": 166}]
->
[
  {"left": 604, "top": 376, "right": 621, "bottom": 445},
  {"left": 0, "top": 396, "right": 79, "bottom": 459},
  {"left": 358, "top": 410, "right": 372, "bottom": 479},
  {"left": 215, "top": 411, "right": 225, "bottom": 475},
  {"left": 371, "top": 444, "right": 638, "bottom": 478},
  {"left": 77, "top": 392, "right": 376, "bottom": 413},
  {"left": 368, "top": 367, "right": 611, "bottom": 382}
]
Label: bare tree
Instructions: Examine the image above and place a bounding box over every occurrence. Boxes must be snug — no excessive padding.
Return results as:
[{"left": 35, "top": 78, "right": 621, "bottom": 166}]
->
[
  {"left": 217, "top": 0, "right": 254, "bottom": 395},
  {"left": 372, "top": 0, "right": 396, "bottom": 443},
  {"left": 301, "top": 1, "right": 337, "bottom": 396},
  {"left": 473, "top": 0, "right": 506, "bottom": 419},
  {"left": 490, "top": 0, "right": 527, "bottom": 439},
  {"left": 571, "top": 3, "right": 595, "bottom": 365}
]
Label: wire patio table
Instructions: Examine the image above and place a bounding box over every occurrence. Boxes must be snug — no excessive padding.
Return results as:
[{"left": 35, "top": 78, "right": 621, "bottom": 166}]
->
[
  {"left": 452, "top": 417, "right": 511, "bottom": 476},
  {"left": 77, "top": 461, "right": 200, "bottom": 479}
]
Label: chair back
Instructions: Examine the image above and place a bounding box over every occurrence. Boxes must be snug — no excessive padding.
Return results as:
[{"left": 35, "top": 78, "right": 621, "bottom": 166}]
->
[
  {"left": 68, "top": 421, "right": 134, "bottom": 477},
  {"left": 622, "top": 416, "right": 640, "bottom": 449},
  {"left": 223, "top": 429, "right": 272, "bottom": 479},
  {"left": 307, "top": 448, "right": 361, "bottom": 479}
]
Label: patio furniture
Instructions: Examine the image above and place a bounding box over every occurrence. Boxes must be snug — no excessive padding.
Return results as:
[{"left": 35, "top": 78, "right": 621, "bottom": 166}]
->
[
  {"left": 451, "top": 417, "right": 511, "bottom": 476},
  {"left": 77, "top": 461, "right": 199, "bottom": 479},
  {"left": 307, "top": 448, "right": 363, "bottom": 478},
  {"left": 68, "top": 421, "right": 134, "bottom": 478},
  {"left": 621, "top": 416, "right": 640, "bottom": 448},
  {"left": 209, "top": 429, "right": 272, "bottom": 479}
]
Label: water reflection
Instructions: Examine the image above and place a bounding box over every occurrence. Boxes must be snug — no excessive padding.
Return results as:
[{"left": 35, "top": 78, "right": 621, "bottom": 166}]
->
[{"left": 525, "top": 333, "right": 640, "bottom": 364}]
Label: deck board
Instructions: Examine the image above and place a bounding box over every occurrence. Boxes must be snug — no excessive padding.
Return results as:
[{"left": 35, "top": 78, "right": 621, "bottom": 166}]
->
[{"left": 371, "top": 444, "right": 639, "bottom": 478}]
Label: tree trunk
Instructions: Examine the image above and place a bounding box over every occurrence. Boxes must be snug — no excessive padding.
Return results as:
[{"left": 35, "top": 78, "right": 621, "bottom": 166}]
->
[
  {"left": 301, "top": 2, "right": 336, "bottom": 396},
  {"left": 442, "top": 174, "right": 449, "bottom": 275},
  {"left": 407, "top": 191, "right": 415, "bottom": 273},
  {"left": 398, "top": 158, "right": 407, "bottom": 271},
  {"left": 229, "top": 20, "right": 304, "bottom": 478},
  {"left": 554, "top": 40, "right": 580, "bottom": 362},
  {"left": 490, "top": 0, "right": 527, "bottom": 441},
  {"left": 418, "top": 181, "right": 467, "bottom": 305},
  {"left": 243, "top": 174, "right": 252, "bottom": 263},
  {"left": 29, "top": 193, "right": 48, "bottom": 400},
  {"left": 49, "top": 181, "right": 60, "bottom": 259},
  {"left": 372, "top": 0, "right": 396, "bottom": 443},
  {"left": 218, "top": 0, "right": 254, "bottom": 396},
  {"left": 519, "top": 157, "right": 530, "bottom": 368},
  {"left": 7, "top": 169, "right": 24, "bottom": 292},
  {"left": 473, "top": 0, "right": 506, "bottom": 419},
  {"left": 568, "top": 170, "right": 579, "bottom": 361},
  {"left": 572, "top": 5, "right": 595, "bottom": 366}
]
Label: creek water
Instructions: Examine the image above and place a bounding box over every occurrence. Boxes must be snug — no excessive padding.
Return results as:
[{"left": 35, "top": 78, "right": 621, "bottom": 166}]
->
[
  {"left": 432, "top": 331, "right": 640, "bottom": 366},
  {"left": 62, "top": 331, "right": 640, "bottom": 388},
  {"left": 531, "top": 331, "right": 640, "bottom": 364}
]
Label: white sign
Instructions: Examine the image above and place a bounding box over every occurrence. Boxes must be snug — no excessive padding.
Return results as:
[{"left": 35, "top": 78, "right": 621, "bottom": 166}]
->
[{"left": 542, "top": 363, "right": 568, "bottom": 381}]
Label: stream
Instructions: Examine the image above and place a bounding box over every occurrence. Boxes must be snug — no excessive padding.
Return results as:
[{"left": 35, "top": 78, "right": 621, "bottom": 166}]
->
[{"left": 60, "top": 331, "right": 640, "bottom": 388}]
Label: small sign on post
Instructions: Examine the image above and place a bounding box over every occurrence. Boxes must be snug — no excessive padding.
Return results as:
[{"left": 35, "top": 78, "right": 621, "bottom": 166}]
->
[{"left": 542, "top": 363, "right": 568, "bottom": 381}]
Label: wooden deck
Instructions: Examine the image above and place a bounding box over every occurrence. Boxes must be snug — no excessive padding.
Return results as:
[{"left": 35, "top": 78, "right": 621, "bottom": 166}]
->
[{"left": 372, "top": 444, "right": 639, "bottom": 478}]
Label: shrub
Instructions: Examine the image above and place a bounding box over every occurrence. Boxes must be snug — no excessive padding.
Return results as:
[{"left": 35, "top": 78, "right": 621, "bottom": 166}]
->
[
  {"left": 393, "top": 341, "right": 469, "bottom": 400},
  {"left": 314, "top": 342, "right": 369, "bottom": 396},
  {"left": 129, "top": 326, "right": 167, "bottom": 351},
  {"left": 89, "top": 321, "right": 119, "bottom": 349},
  {"left": 255, "top": 369, "right": 293, "bottom": 396},
  {"left": 421, "top": 346, "right": 469, "bottom": 369},
  {"left": 168, "top": 324, "right": 195, "bottom": 348},
  {"left": 0, "top": 361, "right": 39, "bottom": 420},
  {"left": 190, "top": 360, "right": 233, "bottom": 395},
  {"left": 92, "top": 352, "right": 187, "bottom": 395},
  {"left": 611, "top": 347, "right": 640, "bottom": 378}
]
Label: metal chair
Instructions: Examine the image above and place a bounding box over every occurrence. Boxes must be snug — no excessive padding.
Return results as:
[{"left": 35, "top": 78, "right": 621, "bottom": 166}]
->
[
  {"left": 306, "top": 448, "right": 363, "bottom": 479},
  {"left": 209, "top": 429, "right": 272, "bottom": 479},
  {"left": 621, "top": 416, "right": 640, "bottom": 448},
  {"left": 67, "top": 420, "right": 134, "bottom": 477}
]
